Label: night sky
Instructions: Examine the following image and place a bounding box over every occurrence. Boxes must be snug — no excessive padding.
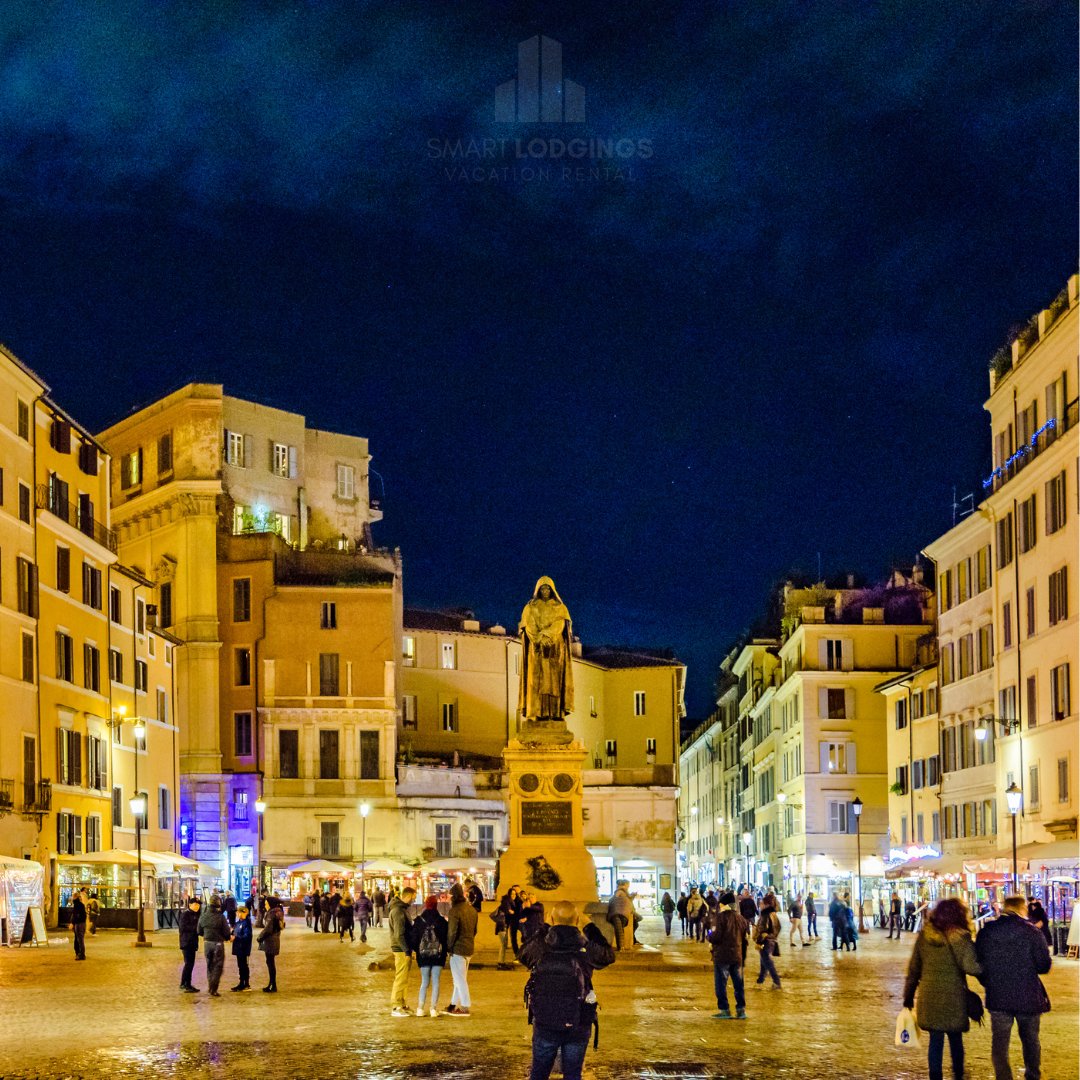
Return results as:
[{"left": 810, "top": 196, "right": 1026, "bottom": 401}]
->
[{"left": 1, "top": 2, "right": 1076, "bottom": 716}]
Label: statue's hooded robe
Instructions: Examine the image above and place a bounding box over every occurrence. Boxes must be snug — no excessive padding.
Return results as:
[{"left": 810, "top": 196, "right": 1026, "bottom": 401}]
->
[{"left": 518, "top": 575, "right": 574, "bottom": 720}]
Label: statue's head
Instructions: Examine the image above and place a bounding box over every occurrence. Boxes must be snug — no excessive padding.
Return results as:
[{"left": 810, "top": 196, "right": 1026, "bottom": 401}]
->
[{"left": 538, "top": 584, "right": 553, "bottom": 600}]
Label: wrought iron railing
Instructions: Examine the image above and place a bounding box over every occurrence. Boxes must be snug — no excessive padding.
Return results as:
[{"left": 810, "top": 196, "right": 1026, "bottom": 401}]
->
[
  {"left": 23, "top": 779, "right": 51, "bottom": 814},
  {"left": 0, "top": 779, "right": 14, "bottom": 812},
  {"left": 306, "top": 836, "right": 353, "bottom": 859},
  {"left": 36, "top": 486, "right": 117, "bottom": 552}
]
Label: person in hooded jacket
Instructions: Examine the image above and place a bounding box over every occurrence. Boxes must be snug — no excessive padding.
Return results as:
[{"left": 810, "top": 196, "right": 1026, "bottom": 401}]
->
[
  {"left": 520, "top": 900, "right": 615, "bottom": 1080},
  {"left": 230, "top": 903, "right": 253, "bottom": 990},
  {"left": 410, "top": 895, "right": 449, "bottom": 1016},
  {"left": 976, "top": 895, "right": 1052, "bottom": 1080},
  {"left": 337, "top": 891, "right": 355, "bottom": 941},
  {"left": 676, "top": 891, "right": 690, "bottom": 935},
  {"left": 686, "top": 887, "right": 707, "bottom": 942},
  {"left": 1025, "top": 897, "right": 1053, "bottom": 952},
  {"left": 256, "top": 897, "right": 284, "bottom": 992},
  {"left": 355, "top": 890, "right": 374, "bottom": 942},
  {"left": 753, "top": 894, "right": 782, "bottom": 989},
  {"left": 708, "top": 890, "right": 750, "bottom": 1019},
  {"left": 660, "top": 891, "right": 676, "bottom": 936},
  {"left": 903, "top": 898, "right": 982, "bottom": 1080},
  {"left": 445, "top": 882, "right": 479, "bottom": 1015}
]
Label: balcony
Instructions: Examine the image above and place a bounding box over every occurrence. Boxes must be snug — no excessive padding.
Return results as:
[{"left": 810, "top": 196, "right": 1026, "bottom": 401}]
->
[
  {"left": 984, "top": 398, "right": 1078, "bottom": 495},
  {"left": 36, "top": 486, "right": 117, "bottom": 553},
  {"left": 306, "top": 835, "right": 353, "bottom": 860},
  {"left": 0, "top": 779, "right": 14, "bottom": 813},
  {"left": 23, "top": 780, "right": 51, "bottom": 815}
]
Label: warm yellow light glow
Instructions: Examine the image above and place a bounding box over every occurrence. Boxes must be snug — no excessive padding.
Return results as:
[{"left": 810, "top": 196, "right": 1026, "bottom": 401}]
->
[
  {"left": 359, "top": 802, "right": 371, "bottom": 818},
  {"left": 133, "top": 719, "right": 146, "bottom": 740}
]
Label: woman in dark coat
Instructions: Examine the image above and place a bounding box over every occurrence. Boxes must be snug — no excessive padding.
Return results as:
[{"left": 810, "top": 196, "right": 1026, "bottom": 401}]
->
[
  {"left": 1026, "top": 898, "right": 1053, "bottom": 951},
  {"left": 521, "top": 892, "right": 546, "bottom": 943},
  {"left": 902, "top": 898, "right": 982, "bottom": 1080},
  {"left": 257, "top": 897, "right": 285, "bottom": 992},
  {"left": 410, "top": 895, "right": 449, "bottom": 1016},
  {"left": 231, "top": 904, "right": 253, "bottom": 990},
  {"left": 507, "top": 885, "right": 524, "bottom": 955},
  {"left": 311, "top": 890, "right": 322, "bottom": 933},
  {"left": 337, "top": 892, "right": 355, "bottom": 942}
]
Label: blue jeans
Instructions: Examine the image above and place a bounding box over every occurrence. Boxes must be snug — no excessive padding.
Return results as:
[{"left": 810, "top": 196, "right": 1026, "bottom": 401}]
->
[
  {"left": 806, "top": 912, "right": 817, "bottom": 936},
  {"left": 713, "top": 962, "right": 744, "bottom": 1012},
  {"left": 663, "top": 912, "right": 673, "bottom": 935},
  {"left": 756, "top": 940, "right": 780, "bottom": 986},
  {"left": 990, "top": 1010, "right": 1041, "bottom": 1080},
  {"left": 926, "top": 1029, "right": 964, "bottom": 1080},
  {"left": 417, "top": 964, "right": 442, "bottom": 1011},
  {"left": 529, "top": 1028, "right": 589, "bottom": 1080}
]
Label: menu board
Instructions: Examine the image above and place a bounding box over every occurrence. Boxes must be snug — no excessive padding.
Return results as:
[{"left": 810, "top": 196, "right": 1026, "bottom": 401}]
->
[{"left": 520, "top": 800, "right": 573, "bottom": 836}]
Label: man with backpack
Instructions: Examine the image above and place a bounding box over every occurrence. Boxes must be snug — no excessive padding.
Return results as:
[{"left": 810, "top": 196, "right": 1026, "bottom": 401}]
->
[{"left": 521, "top": 901, "right": 615, "bottom": 1080}]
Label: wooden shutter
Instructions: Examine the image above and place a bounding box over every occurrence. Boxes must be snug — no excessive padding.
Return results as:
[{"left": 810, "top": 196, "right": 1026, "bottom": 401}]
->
[
  {"left": 819, "top": 742, "right": 830, "bottom": 773},
  {"left": 847, "top": 742, "right": 857, "bottom": 775},
  {"left": 288, "top": 445, "right": 298, "bottom": 478},
  {"left": 268, "top": 439, "right": 276, "bottom": 470},
  {"left": 844, "top": 688, "right": 855, "bottom": 719},
  {"left": 57, "top": 729, "right": 66, "bottom": 785},
  {"left": 243, "top": 434, "right": 253, "bottom": 469},
  {"left": 817, "top": 688, "right": 828, "bottom": 719},
  {"left": 223, "top": 428, "right": 231, "bottom": 463},
  {"left": 72, "top": 730, "right": 82, "bottom": 786}
]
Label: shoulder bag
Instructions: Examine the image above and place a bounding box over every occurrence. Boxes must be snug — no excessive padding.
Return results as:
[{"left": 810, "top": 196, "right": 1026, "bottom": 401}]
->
[{"left": 944, "top": 935, "right": 984, "bottom": 1025}]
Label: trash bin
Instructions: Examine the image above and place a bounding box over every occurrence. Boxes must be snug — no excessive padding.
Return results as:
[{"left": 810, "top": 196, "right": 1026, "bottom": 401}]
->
[{"left": 1054, "top": 924, "right": 1069, "bottom": 954}]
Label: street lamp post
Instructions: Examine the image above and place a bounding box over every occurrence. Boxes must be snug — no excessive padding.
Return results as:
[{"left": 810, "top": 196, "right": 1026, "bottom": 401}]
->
[
  {"left": 255, "top": 799, "right": 266, "bottom": 900},
  {"left": 742, "top": 831, "right": 753, "bottom": 888},
  {"left": 130, "top": 789, "right": 148, "bottom": 947},
  {"left": 359, "top": 803, "right": 370, "bottom": 898},
  {"left": 851, "top": 796, "right": 865, "bottom": 932},
  {"left": 1005, "top": 783, "right": 1022, "bottom": 893}
]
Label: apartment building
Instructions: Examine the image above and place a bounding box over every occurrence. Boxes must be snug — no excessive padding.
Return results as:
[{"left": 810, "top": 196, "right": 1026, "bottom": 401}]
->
[
  {"left": 982, "top": 274, "right": 1078, "bottom": 849},
  {"left": 97, "top": 385, "right": 388, "bottom": 891}
]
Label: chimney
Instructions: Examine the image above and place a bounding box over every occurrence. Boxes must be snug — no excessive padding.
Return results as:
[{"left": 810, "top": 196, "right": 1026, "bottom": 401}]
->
[{"left": 846, "top": 573, "right": 855, "bottom": 589}]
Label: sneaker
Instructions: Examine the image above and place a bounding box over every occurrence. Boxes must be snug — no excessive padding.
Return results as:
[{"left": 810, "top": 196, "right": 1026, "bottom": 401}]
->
[
  {"left": 803, "top": 943, "right": 812, "bottom": 947},
  {"left": 240, "top": 985, "right": 252, "bottom": 992},
  {"left": 230, "top": 985, "right": 244, "bottom": 992},
  {"left": 209, "top": 991, "right": 221, "bottom": 998},
  {"left": 429, "top": 1008, "right": 439, "bottom": 1018},
  {"left": 183, "top": 986, "right": 200, "bottom": 994},
  {"left": 391, "top": 1007, "right": 412, "bottom": 1018},
  {"left": 713, "top": 1010, "right": 732, "bottom": 1020},
  {"left": 451, "top": 1006, "right": 470, "bottom": 1016},
  {"left": 735, "top": 1008, "right": 747, "bottom": 1020},
  {"left": 442, "top": 1005, "right": 458, "bottom": 1015},
  {"left": 263, "top": 986, "right": 277, "bottom": 993}
]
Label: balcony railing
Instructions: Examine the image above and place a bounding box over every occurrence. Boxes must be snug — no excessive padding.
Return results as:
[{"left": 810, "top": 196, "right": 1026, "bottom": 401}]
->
[
  {"left": 306, "top": 836, "right": 353, "bottom": 859},
  {"left": 36, "top": 486, "right": 117, "bottom": 553},
  {"left": 0, "top": 779, "right": 14, "bottom": 812},
  {"left": 984, "top": 398, "right": 1079, "bottom": 495},
  {"left": 23, "top": 780, "right": 51, "bottom": 814}
]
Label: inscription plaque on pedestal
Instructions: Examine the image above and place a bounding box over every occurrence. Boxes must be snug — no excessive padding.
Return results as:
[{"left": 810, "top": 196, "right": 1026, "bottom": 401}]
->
[{"left": 520, "top": 800, "right": 573, "bottom": 836}]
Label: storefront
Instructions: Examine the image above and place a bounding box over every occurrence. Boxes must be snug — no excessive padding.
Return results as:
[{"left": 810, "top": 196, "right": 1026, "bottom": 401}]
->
[{"left": 418, "top": 857, "right": 495, "bottom": 900}]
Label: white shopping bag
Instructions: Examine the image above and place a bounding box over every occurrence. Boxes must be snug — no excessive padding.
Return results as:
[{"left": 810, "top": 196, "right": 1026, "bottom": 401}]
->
[{"left": 895, "top": 1007, "right": 921, "bottom": 1048}]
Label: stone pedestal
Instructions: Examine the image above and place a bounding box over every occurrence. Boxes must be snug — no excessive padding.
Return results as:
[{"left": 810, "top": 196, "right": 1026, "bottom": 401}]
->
[{"left": 499, "top": 737, "right": 598, "bottom": 911}]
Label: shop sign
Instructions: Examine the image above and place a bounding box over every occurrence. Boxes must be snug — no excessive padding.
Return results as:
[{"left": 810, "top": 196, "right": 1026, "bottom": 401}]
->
[
  {"left": 887, "top": 845, "right": 939, "bottom": 866},
  {"left": 231, "top": 845, "right": 254, "bottom": 867}
]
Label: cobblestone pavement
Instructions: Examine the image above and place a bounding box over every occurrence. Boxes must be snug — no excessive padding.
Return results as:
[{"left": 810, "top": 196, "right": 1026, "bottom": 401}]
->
[{"left": 0, "top": 916, "right": 1076, "bottom": 1079}]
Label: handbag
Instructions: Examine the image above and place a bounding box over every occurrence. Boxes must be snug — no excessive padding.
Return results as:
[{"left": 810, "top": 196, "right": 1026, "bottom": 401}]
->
[{"left": 944, "top": 936, "right": 984, "bottom": 1025}]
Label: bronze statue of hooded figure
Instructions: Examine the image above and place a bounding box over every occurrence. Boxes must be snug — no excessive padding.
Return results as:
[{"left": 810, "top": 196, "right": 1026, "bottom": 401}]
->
[{"left": 518, "top": 576, "right": 574, "bottom": 722}]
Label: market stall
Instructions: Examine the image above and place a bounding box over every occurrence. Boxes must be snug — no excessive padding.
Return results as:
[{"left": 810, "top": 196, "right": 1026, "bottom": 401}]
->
[
  {"left": 356, "top": 858, "right": 419, "bottom": 899},
  {"left": 1017, "top": 839, "right": 1079, "bottom": 954},
  {"left": 57, "top": 849, "right": 150, "bottom": 930},
  {"left": 418, "top": 857, "right": 496, "bottom": 900},
  {"left": 0, "top": 855, "right": 44, "bottom": 945},
  {"left": 275, "top": 858, "right": 353, "bottom": 909}
]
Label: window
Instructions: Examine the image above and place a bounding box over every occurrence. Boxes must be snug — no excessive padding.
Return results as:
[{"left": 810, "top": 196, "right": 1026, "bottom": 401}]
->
[
  {"left": 21, "top": 632, "right": 34, "bottom": 682},
  {"left": 826, "top": 688, "right": 846, "bottom": 719},
  {"left": 17, "top": 557, "right": 36, "bottom": 616},
  {"left": 634, "top": 691, "right": 646, "bottom": 716},
  {"left": 1003, "top": 601, "right": 1013, "bottom": 649},
  {"left": 17, "top": 482, "right": 30, "bottom": 523},
  {"left": 912, "top": 759, "right": 925, "bottom": 789},
  {"left": 83, "top": 644, "right": 100, "bottom": 693},
  {"left": 1028, "top": 764, "right": 1040, "bottom": 809},
  {"left": 55, "top": 632, "right": 74, "bottom": 682},
  {"left": 233, "top": 790, "right": 249, "bottom": 823},
  {"left": 320, "top": 601, "right": 337, "bottom": 629},
  {"left": 938, "top": 570, "right": 953, "bottom": 612},
  {"left": 56, "top": 546, "right": 70, "bottom": 592},
  {"left": 441, "top": 701, "right": 458, "bottom": 732},
  {"left": 1019, "top": 494, "right": 1037, "bottom": 553},
  {"left": 156, "top": 688, "right": 167, "bottom": 722},
  {"left": 85, "top": 814, "right": 101, "bottom": 853},
  {"left": 895, "top": 699, "right": 908, "bottom": 729},
  {"left": 158, "top": 582, "right": 173, "bottom": 628},
  {"left": 1026, "top": 675, "right": 1038, "bottom": 730},
  {"left": 109, "top": 586, "right": 121, "bottom": 623},
  {"left": 135, "top": 597, "right": 145, "bottom": 635},
  {"left": 996, "top": 513, "right": 1014, "bottom": 569},
  {"left": 82, "top": 562, "right": 102, "bottom": 609},
  {"left": 119, "top": 448, "right": 142, "bottom": 490},
  {"left": 402, "top": 695, "right": 417, "bottom": 729},
  {"left": 319, "top": 821, "right": 340, "bottom": 856},
  {"left": 234, "top": 648, "right": 251, "bottom": 686},
  {"left": 359, "top": 730, "right": 380, "bottom": 779},
  {"left": 940, "top": 642, "right": 954, "bottom": 685},
  {"left": 135, "top": 659, "right": 148, "bottom": 693},
  {"left": 958, "top": 634, "right": 973, "bottom": 679},
  {"left": 441, "top": 641, "right": 456, "bottom": 670},
  {"left": 112, "top": 785, "right": 123, "bottom": 826},
  {"left": 605, "top": 739, "right": 617, "bottom": 763},
  {"left": 932, "top": 811, "right": 940, "bottom": 843},
  {"left": 109, "top": 648, "right": 123, "bottom": 685},
  {"left": 926, "top": 686, "right": 937, "bottom": 714},
  {"left": 824, "top": 639, "right": 844, "bottom": 671},
  {"left": 1058, "top": 758, "right": 1070, "bottom": 803},
  {"left": 1026, "top": 587, "right": 1036, "bottom": 638},
  {"left": 152, "top": 786, "right": 169, "bottom": 830},
  {"left": 17, "top": 399, "right": 29, "bottom": 440},
  {"left": 821, "top": 741, "right": 849, "bottom": 774},
  {"left": 233, "top": 713, "right": 253, "bottom": 757},
  {"left": 1046, "top": 470, "right": 1067, "bottom": 534},
  {"left": 271, "top": 442, "right": 295, "bottom": 478},
  {"left": 1049, "top": 567, "right": 1068, "bottom": 626},
  {"left": 157, "top": 432, "right": 173, "bottom": 475},
  {"left": 961, "top": 558, "right": 975, "bottom": 603},
  {"left": 976, "top": 625, "right": 993, "bottom": 671},
  {"left": 336, "top": 463, "right": 355, "bottom": 499},
  {"left": 927, "top": 755, "right": 940, "bottom": 786},
  {"left": 319, "top": 653, "right": 339, "bottom": 696},
  {"left": 478, "top": 823, "right": 495, "bottom": 858},
  {"left": 402, "top": 636, "right": 416, "bottom": 667},
  {"left": 646, "top": 737, "right": 657, "bottom": 758},
  {"left": 435, "top": 823, "right": 452, "bottom": 858},
  {"left": 233, "top": 578, "right": 251, "bottom": 622},
  {"left": 827, "top": 801, "right": 850, "bottom": 833},
  {"left": 225, "top": 430, "right": 245, "bottom": 467},
  {"left": 278, "top": 730, "right": 299, "bottom": 779},
  {"left": 1051, "top": 663, "right": 1071, "bottom": 721},
  {"left": 57, "top": 728, "right": 82, "bottom": 786},
  {"left": 894, "top": 764, "right": 909, "bottom": 795},
  {"left": 318, "top": 730, "right": 339, "bottom": 779},
  {"left": 56, "top": 811, "right": 82, "bottom": 856},
  {"left": 976, "top": 545, "right": 992, "bottom": 593}
]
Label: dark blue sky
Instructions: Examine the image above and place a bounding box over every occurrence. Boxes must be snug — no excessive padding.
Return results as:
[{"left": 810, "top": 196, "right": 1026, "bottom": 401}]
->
[{"left": 0, "top": 2, "right": 1075, "bottom": 716}]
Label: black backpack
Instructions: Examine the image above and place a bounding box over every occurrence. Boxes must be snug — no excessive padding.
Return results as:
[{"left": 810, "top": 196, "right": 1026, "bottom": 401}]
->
[
  {"left": 524, "top": 946, "right": 599, "bottom": 1048},
  {"left": 417, "top": 921, "right": 442, "bottom": 962}
]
